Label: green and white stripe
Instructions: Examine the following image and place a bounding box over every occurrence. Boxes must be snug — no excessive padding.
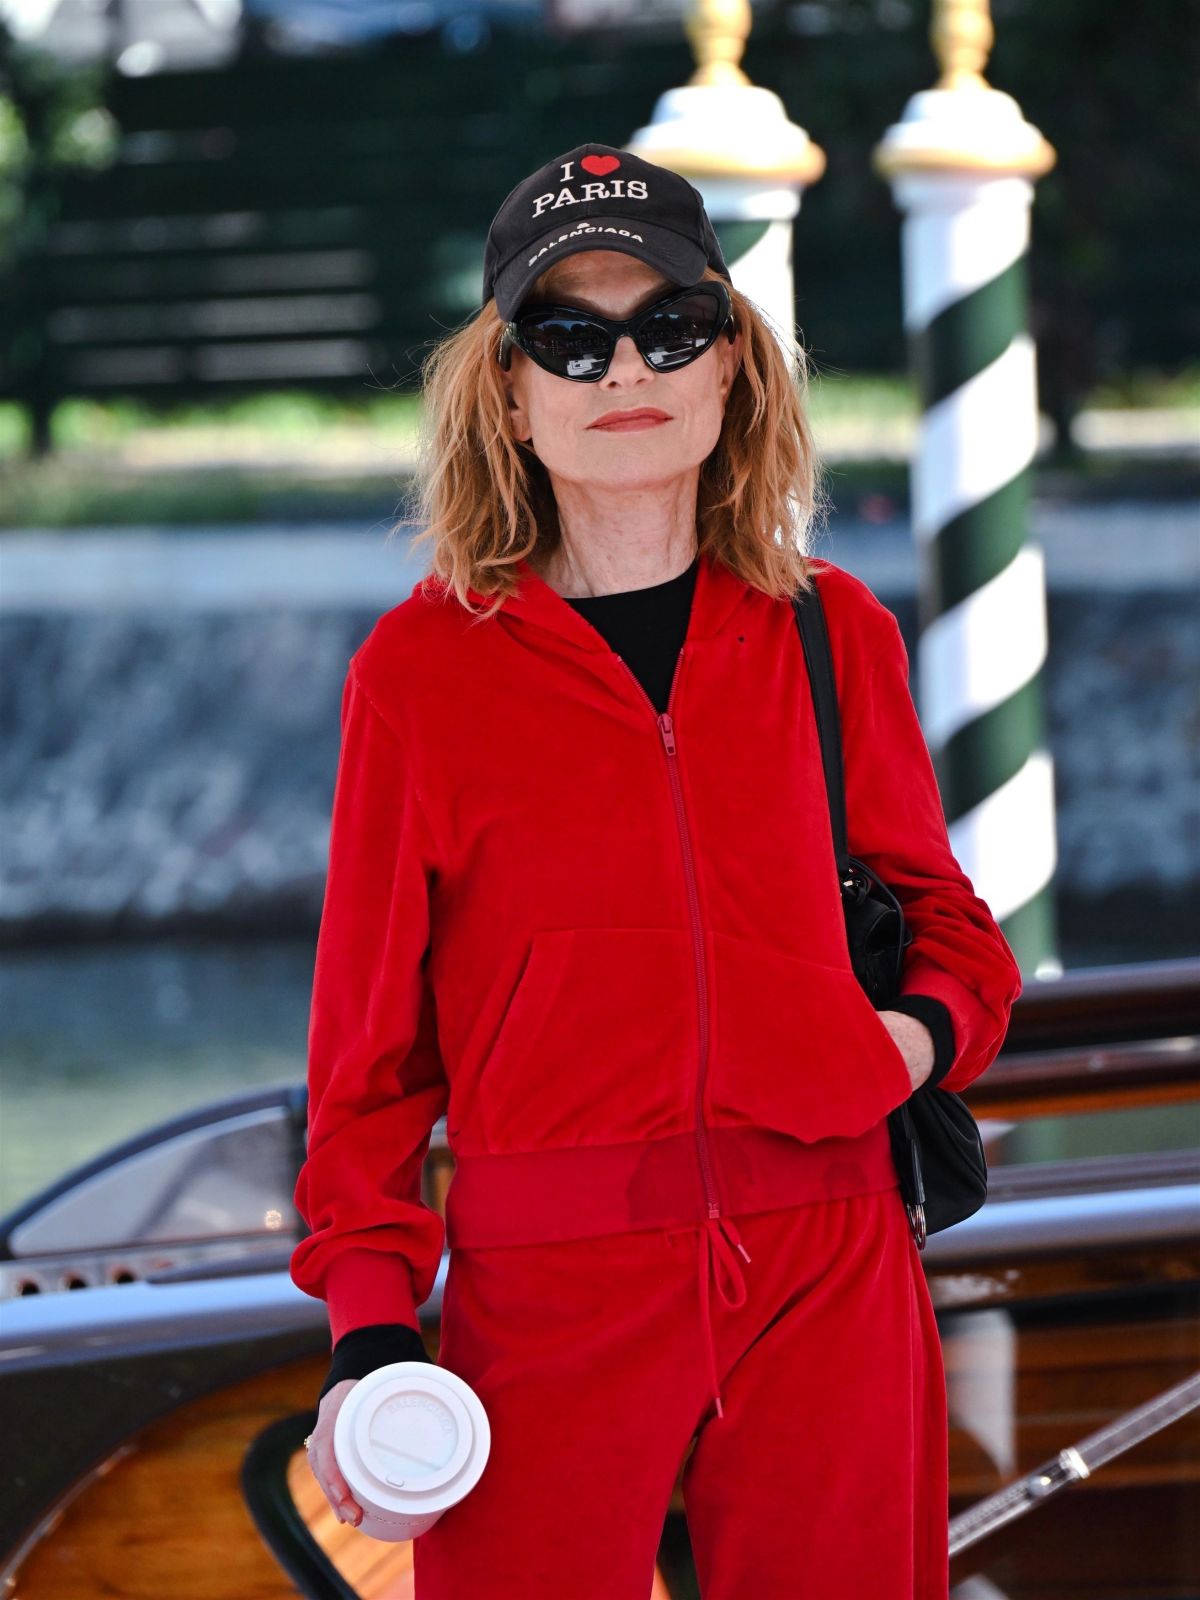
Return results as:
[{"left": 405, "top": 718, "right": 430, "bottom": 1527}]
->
[
  {"left": 873, "top": 3, "right": 1059, "bottom": 977},
  {"left": 900, "top": 174, "right": 1058, "bottom": 970}
]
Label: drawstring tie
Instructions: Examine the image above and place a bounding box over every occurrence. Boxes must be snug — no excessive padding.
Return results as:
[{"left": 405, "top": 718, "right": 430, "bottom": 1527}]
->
[{"left": 668, "top": 1213, "right": 751, "bottom": 1420}]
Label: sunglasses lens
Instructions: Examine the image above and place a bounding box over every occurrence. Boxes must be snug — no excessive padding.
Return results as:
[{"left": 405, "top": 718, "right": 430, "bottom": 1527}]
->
[
  {"left": 521, "top": 314, "right": 612, "bottom": 379},
  {"left": 638, "top": 292, "right": 722, "bottom": 369},
  {"left": 514, "top": 288, "right": 726, "bottom": 379}
]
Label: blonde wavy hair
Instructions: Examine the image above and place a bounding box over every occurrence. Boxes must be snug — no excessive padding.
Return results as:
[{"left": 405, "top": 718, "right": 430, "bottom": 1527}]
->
[{"left": 394, "top": 259, "right": 830, "bottom": 619}]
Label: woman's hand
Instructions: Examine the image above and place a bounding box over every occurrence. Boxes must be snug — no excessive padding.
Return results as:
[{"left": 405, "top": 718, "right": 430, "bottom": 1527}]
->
[
  {"left": 877, "top": 1010, "right": 935, "bottom": 1093},
  {"left": 306, "top": 1379, "right": 364, "bottom": 1527}
]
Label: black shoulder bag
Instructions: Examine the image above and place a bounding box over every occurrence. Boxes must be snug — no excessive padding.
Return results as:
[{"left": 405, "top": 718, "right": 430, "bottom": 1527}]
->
[{"left": 791, "top": 577, "right": 989, "bottom": 1249}]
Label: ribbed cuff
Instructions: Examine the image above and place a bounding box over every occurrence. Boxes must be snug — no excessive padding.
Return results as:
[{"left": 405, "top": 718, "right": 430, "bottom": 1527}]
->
[
  {"left": 322, "top": 1248, "right": 420, "bottom": 1346},
  {"left": 317, "top": 1321, "right": 433, "bottom": 1403},
  {"left": 890, "top": 994, "right": 956, "bottom": 1089}
]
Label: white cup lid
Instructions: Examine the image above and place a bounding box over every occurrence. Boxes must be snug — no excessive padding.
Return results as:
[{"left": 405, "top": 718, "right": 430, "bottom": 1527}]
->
[{"left": 334, "top": 1362, "right": 490, "bottom": 1512}]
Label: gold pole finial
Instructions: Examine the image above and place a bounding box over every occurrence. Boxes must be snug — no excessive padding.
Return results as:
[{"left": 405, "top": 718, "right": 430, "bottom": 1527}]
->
[
  {"left": 931, "top": 0, "right": 994, "bottom": 92},
  {"left": 685, "top": 0, "right": 752, "bottom": 89}
]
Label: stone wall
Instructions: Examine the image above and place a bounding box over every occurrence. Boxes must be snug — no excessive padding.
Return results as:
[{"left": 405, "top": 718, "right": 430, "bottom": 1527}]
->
[{"left": 2, "top": 511, "right": 1196, "bottom": 956}]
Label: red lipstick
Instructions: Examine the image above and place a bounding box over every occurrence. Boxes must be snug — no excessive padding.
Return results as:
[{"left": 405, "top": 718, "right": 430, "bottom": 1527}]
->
[{"left": 589, "top": 408, "right": 672, "bottom": 431}]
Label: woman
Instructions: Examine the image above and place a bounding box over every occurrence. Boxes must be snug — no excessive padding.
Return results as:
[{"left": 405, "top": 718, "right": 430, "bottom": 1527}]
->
[{"left": 292, "top": 142, "right": 1022, "bottom": 1598}]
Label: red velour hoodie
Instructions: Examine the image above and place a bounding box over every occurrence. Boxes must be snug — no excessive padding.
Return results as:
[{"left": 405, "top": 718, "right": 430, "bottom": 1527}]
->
[{"left": 290, "top": 549, "right": 1023, "bottom": 1346}]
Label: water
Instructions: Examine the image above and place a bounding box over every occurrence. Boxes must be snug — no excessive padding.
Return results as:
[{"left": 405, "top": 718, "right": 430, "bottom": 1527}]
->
[{"left": 0, "top": 937, "right": 311, "bottom": 1217}]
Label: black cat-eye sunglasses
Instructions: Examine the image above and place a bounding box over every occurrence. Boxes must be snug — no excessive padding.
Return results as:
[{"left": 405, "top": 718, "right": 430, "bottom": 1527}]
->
[{"left": 497, "top": 280, "right": 735, "bottom": 383}]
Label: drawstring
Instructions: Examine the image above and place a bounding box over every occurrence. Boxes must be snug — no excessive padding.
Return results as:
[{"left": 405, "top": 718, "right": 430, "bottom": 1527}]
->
[{"left": 668, "top": 1213, "right": 751, "bottom": 1420}]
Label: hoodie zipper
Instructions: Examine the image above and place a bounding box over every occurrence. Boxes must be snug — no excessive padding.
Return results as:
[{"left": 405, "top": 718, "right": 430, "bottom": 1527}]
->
[{"left": 612, "top": 649, "right": 740, "bottom": 1236}]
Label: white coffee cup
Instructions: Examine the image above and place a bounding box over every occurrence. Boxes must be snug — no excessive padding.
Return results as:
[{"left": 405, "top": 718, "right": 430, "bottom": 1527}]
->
[{"left": 332, "top": 1360, "right": 491, "bottom": 1541}]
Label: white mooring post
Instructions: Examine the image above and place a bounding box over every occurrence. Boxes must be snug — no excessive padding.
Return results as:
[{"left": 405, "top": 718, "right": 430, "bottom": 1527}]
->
[
  {"left": 625, "top": 0, "right": 824, "bottom": 376},
  {"left": 873, "top": 0, "right": 1061, "bottom": 978}
]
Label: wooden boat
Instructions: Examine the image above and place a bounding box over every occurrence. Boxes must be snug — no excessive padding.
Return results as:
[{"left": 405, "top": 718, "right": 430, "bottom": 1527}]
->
[{"left": 1, "top": 957, "right": 1197, "bottom": 1598}]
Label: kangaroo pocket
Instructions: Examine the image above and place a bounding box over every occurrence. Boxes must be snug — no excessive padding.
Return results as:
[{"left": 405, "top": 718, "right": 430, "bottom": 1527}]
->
[
  {"left": 476, "top": 926, "right": 698, "bottom": 1155},
  {"left": 705, "top": 929, "right": 914, "bottom": 1142}
]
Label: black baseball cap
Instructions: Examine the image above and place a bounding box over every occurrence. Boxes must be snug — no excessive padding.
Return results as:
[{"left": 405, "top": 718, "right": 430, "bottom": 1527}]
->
[{"left": 481, "top": 141, "right": 732, "bottom": 322}]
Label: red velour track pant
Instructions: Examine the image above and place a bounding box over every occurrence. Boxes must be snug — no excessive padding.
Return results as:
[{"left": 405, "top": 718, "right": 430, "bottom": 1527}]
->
[{"left": 412, "top": 1182, "right": 950, "bottom": 1599}]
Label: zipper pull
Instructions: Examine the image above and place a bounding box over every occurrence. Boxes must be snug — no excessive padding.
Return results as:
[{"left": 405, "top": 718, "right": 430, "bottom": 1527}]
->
[{"left": 658, "top": 712, "right": 676, "bottom": 755}]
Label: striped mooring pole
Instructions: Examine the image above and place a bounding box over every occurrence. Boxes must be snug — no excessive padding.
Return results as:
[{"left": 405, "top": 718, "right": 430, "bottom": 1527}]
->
[
  {"left": 873, "top": 0, "right": 1061, "bottom": 978},
  {"left": 624, "top": 0, "right": 823, "bottom": 375}
]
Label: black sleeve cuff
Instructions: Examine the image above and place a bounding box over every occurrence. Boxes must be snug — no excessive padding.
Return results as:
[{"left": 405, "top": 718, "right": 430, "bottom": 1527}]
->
[
  {"left": 317, "top": 1321, "right": 433, "bottom": 1403},
  {"left": 889, "top": 994, "right": 957, "bottom": 1089}
]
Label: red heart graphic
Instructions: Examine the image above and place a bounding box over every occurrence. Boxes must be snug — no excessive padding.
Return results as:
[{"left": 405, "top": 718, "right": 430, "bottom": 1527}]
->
[{"left": 581, "top": 155, "right": 620, "bottom": 177}]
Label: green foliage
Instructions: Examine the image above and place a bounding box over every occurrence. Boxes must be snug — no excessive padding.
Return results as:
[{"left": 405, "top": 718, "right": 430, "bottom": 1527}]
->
[{"left": 0, "top": 29, "right": 116, "bottom": 268}]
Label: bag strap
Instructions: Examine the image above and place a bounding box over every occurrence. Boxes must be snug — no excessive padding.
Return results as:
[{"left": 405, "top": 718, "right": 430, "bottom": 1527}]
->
[{"left": 790, "top": 575, "right": 850, "bottom": 884}]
